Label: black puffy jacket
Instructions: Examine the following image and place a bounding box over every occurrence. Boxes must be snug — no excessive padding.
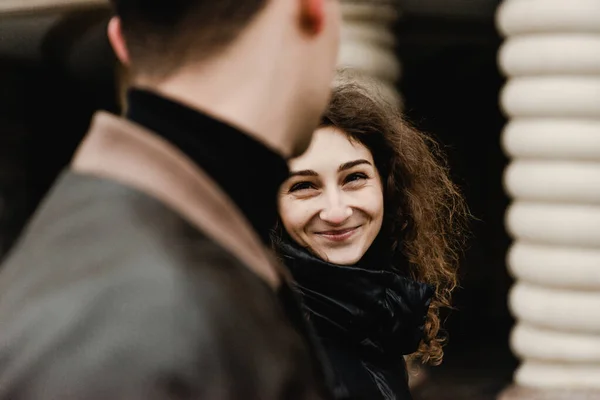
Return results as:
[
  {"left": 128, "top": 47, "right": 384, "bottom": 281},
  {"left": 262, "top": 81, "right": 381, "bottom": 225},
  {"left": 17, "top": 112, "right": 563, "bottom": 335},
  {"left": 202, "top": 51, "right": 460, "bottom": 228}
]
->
[{"left": 278, "top": 240, "right": 435, "bottom": 400}]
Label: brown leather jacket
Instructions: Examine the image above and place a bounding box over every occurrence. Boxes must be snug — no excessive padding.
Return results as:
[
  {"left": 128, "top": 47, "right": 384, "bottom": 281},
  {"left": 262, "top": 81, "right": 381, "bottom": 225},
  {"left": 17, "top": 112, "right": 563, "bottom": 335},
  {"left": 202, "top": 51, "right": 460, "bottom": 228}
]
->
[{"left": 0, "top": 113, "right": 334, "bottom": 399}]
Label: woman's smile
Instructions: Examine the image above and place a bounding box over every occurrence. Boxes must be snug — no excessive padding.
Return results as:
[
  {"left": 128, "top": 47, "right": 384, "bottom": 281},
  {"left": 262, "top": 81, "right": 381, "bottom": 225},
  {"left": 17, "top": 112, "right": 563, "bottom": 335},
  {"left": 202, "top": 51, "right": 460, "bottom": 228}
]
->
[{"left": 314, "top": 225, "right": 362, "bottom": 243}]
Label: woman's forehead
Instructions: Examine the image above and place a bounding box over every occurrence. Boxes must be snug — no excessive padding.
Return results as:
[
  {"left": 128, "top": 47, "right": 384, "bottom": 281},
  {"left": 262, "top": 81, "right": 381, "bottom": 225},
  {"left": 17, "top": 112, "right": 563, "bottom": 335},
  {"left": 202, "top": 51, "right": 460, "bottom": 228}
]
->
[{"left": 289, "top": 127, "right": 374, "bottom": 171}]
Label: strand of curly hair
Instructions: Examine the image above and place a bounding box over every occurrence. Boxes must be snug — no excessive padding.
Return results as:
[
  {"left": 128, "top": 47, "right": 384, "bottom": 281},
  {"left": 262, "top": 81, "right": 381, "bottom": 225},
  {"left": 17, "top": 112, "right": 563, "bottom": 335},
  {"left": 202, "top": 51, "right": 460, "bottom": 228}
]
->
[{"left": 321, "top": 79, "right": 470, "bottom": 366}]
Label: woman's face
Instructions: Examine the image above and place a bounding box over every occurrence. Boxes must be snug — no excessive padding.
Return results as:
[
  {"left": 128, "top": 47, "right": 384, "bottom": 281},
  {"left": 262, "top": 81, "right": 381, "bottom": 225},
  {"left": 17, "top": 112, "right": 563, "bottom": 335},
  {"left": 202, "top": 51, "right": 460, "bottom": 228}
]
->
[{"left": 278, "top": 126, "right": 384, "bottom": 265}]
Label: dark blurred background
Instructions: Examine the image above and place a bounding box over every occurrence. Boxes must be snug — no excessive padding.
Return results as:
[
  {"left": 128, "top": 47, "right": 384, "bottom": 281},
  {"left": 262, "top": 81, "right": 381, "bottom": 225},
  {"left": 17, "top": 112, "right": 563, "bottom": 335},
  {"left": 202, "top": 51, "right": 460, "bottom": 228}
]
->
[
  {"left": 0, "top": 1, "right": 512, "bottom": 398},
  {"left": 396, "top": 2, "right": 516, "bottom": 399}
]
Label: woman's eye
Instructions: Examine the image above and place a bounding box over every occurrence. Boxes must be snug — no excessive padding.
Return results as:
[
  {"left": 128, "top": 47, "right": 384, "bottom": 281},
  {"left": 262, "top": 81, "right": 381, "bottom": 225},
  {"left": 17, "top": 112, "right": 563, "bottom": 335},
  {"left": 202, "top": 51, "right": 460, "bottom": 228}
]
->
[
  {"left": 344, "top": 172, "right": 368, "bottom": 184},
  {"left": 289, "top": 181, "right": 315, "bottom": 192}
]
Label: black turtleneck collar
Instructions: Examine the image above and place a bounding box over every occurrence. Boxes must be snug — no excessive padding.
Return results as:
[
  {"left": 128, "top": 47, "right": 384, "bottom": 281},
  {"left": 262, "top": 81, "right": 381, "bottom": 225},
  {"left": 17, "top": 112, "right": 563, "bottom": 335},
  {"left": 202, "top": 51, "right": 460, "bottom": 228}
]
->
[
  {"left": 125, "top": 89, "right": 289, "bottom": 245},
  {"left": 276, "top": 238, "right": 435, "bottom": 361}
]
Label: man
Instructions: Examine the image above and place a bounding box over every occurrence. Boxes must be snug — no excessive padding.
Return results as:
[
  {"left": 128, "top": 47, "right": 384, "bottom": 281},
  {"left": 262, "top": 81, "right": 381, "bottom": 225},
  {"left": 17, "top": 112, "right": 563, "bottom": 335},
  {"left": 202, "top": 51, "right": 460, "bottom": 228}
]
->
[{"left": 0, "top": 0, "right": 341, "bottom": 398}]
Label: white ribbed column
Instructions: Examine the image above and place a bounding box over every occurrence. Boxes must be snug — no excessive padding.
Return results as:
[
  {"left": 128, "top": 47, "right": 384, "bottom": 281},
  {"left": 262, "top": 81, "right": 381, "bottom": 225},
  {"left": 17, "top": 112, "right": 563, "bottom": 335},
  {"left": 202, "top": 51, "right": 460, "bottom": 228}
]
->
[
  {"left": 338, "top": 1, "right": 402, "bottom": 108},
  {"left": 497, "top": 0, "right": 600, "bottom": 398}
]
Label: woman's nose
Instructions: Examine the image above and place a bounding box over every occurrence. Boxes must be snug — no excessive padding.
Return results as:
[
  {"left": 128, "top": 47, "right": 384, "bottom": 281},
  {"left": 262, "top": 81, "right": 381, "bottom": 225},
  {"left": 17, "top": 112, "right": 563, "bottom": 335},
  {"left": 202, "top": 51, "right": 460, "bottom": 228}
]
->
[{"left": 319, "top": 191, "right": 352, "bottom": 225}]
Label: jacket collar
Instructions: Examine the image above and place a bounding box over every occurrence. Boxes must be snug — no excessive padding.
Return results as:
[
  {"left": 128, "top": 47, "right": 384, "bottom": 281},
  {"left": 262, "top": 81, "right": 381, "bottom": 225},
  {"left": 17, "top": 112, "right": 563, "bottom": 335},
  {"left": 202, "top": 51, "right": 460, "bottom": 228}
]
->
[{"left": 71, "top": 111, "right": 284, "bottom": 289}]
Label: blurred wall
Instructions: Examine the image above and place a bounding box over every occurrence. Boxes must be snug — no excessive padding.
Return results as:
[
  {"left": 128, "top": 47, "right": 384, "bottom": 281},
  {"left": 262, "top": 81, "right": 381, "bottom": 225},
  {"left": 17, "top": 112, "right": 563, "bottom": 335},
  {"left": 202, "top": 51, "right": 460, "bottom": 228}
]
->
[{"left": 0, "top": 9, "right": 117, "bottom": 257}]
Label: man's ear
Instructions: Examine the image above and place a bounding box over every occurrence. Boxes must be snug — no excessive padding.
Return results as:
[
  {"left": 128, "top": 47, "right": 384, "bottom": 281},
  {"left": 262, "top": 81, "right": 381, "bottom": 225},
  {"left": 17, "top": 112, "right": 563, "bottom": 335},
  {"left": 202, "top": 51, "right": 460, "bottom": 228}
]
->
[
  {"left": 299, "top": 0, "right": 325, "bottom": 35},
  {"left": 107, "top": 16, "right": 131, "bottom": 66}
]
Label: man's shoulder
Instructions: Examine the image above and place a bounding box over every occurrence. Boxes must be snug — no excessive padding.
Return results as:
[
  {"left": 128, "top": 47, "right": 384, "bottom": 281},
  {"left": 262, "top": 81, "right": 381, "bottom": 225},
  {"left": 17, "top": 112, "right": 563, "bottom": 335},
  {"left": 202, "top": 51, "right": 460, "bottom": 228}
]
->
[{"left": 0, "top": 170, "right": 277, "bottom": 319}]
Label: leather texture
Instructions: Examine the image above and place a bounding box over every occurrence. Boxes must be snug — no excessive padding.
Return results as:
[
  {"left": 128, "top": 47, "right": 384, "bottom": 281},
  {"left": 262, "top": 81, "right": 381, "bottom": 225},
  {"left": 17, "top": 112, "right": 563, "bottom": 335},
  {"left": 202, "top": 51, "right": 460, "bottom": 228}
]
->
[{"left": 278, "top": 240, "right": 434, "bottom": 400}]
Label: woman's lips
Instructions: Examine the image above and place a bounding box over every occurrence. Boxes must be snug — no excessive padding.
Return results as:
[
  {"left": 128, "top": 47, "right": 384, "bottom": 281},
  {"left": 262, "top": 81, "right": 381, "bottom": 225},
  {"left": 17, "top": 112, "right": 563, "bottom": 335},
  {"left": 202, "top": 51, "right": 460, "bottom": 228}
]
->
[{"left": 315, "top": 226, "right": 360, "bottom": 242}]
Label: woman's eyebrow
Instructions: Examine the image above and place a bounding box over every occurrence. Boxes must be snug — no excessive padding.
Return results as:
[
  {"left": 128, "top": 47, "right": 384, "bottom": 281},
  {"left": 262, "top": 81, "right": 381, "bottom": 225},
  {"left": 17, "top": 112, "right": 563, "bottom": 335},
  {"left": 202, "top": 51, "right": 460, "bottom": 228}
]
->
[
  {"left": 338, "top": 159, "right": 372, "bottom": 172},
  {"left": 289, "top": 160, "right": 371, "bottom": 177}
]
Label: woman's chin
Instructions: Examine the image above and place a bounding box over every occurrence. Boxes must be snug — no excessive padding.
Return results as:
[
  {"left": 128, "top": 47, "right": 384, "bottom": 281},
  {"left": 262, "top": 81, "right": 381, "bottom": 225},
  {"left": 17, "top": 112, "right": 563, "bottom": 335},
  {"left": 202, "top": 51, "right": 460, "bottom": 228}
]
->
[{"left": 320, "top": 248, "right": 364, "bottom": 266}]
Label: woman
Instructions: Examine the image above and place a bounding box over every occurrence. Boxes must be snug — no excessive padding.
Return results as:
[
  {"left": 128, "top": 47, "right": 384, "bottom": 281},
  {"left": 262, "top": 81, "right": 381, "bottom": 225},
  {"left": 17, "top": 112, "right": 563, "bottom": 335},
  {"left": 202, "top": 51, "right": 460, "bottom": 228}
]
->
[{"left": 273, "top": 82, "right": 469, "bottom": 399}]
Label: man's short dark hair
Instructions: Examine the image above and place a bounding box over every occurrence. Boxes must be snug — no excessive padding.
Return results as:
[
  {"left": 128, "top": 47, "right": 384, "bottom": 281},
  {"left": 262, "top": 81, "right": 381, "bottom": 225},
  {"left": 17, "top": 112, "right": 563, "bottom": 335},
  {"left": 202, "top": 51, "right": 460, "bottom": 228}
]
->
[{"left": 110, "top": 0, "right": 268, "bottom": 76}]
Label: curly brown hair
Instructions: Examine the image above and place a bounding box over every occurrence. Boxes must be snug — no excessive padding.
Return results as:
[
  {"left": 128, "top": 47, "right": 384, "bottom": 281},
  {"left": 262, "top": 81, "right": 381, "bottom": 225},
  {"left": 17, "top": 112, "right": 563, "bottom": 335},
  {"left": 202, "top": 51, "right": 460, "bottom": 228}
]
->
[{"left": 313, "top": 80, "right": 469, "bottom": 366}]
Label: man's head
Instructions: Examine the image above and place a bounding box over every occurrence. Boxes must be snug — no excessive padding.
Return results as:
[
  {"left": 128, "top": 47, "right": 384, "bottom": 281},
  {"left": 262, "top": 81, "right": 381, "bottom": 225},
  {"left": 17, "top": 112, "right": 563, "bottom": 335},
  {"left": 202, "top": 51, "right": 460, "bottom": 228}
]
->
[
  {"left": 108, "top": 0, "right": 341, "bottom": 157},
  {"left": 108, "top": 0, "right": 270, "bottom": 77}
]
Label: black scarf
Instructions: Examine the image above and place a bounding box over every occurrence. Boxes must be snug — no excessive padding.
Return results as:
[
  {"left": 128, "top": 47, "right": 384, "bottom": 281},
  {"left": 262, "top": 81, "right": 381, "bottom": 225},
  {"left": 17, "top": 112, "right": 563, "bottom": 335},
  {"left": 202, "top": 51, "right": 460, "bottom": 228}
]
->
[{"left": 277, "top": 239, "right": 435, "bottom": 362}]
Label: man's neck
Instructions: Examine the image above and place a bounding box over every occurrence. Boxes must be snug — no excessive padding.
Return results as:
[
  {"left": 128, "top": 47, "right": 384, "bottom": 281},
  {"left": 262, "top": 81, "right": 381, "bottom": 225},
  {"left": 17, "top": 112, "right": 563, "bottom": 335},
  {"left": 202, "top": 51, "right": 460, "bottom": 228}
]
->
[{"left": 148, "top": 79, "right": 290, "bottom": 156}]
